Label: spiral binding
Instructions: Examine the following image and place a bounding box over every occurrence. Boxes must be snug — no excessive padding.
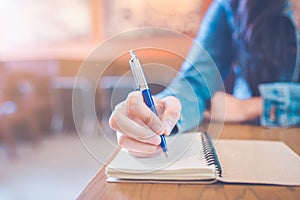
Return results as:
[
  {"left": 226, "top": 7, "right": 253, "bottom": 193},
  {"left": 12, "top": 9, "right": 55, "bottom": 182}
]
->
[{"left": 201, "top": 132, "right": 222, "bottom": 177}]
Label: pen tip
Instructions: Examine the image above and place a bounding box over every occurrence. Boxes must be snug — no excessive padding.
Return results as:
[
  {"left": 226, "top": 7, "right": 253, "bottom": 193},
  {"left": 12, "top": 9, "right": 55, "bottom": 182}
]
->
[{"left": 164, "top": 152, "right": 168, "bottom": 158}]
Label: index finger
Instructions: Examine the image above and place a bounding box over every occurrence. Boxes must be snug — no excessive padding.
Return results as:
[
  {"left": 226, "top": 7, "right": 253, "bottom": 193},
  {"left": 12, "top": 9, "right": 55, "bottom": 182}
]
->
[{"left": 126, "top": 91, "right": 164, "bottom": 134}]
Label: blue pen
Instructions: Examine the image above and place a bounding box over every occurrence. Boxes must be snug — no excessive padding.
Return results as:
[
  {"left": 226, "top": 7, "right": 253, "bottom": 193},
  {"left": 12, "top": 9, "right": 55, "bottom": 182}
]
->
[{"left": 129, "top": 50, "right": 168, "bottom": 158}]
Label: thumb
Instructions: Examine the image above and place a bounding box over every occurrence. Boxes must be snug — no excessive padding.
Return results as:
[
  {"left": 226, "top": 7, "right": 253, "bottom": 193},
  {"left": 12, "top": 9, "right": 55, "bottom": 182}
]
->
[{"left": 161, "top": 96, "right": 181, "bottom": 135}]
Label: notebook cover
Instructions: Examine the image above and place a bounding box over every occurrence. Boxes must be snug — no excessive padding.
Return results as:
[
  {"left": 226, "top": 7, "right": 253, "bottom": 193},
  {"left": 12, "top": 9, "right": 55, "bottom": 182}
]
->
[
  {"left": 105, "top": 134, "right": 300, "bottom": 186},
  {"left": 215, "top": 140, "right": 300, "bottom": 186}
]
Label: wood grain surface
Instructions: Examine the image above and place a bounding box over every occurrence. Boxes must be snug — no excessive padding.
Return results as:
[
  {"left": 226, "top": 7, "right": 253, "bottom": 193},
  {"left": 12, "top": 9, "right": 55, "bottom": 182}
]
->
[{"left": 77, "top": 124, "right": 300, "bottom": 200}]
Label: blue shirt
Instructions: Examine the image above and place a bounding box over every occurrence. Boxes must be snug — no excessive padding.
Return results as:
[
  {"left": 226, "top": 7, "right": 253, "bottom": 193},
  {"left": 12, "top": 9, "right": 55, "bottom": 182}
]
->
[{"left": 157, "top": 0, "right": 300, "bottom": 132}]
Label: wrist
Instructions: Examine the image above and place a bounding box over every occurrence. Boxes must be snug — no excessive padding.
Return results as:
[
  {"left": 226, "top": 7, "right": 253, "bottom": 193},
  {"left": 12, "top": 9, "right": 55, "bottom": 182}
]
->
[{"left": 243, "top": 97, "right": 263, "bottom": 121}]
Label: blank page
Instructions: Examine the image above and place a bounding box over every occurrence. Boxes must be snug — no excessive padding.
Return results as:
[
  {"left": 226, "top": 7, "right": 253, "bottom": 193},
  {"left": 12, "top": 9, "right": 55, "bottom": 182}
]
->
[
  {"left": 216, "top": 140, "right": 300, "bottom": 186},
  {"left": 106, "top": 132, "right": 216, "bottom": 180}
]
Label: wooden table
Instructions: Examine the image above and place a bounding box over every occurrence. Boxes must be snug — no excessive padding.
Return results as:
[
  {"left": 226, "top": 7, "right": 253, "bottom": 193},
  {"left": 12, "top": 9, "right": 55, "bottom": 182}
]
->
[{"left": 77, "top": 124, "right": 300, "bottom": 200}]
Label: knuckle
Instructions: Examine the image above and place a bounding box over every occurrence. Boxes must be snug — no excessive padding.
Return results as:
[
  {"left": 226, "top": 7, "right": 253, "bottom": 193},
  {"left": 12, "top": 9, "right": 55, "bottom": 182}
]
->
[
  {"left": 155, "top": 103, "right": 164, "bottom": 113},
  {"left": 108, "top": 114, "right": 118, "bottom": 130},
  {"left": 144, "top": 114, "right": 153, "bottom": 125},
  {"left": 118, "top": 136, "right": 126, "bottom": 147},
  {"left": 127, "top": 93, "right": 141, "bottom": 113}
]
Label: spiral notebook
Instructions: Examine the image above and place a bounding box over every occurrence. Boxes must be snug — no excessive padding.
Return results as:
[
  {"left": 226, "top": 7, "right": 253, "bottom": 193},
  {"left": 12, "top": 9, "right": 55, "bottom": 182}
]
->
[{"left": 105, "top": 132, "right": 300, "bottom": 186}]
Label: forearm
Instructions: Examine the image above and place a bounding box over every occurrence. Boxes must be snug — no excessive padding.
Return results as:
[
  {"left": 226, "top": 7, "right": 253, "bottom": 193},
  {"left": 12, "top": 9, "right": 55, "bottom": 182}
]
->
[{"left": 157, "top": 0, "right": 233, "bottom": 131}]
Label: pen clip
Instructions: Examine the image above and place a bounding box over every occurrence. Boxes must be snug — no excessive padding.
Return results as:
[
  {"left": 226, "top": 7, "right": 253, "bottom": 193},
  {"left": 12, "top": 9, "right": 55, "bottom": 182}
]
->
[{"left": 129, "top": 50, "right": 148, "bottom": 90}]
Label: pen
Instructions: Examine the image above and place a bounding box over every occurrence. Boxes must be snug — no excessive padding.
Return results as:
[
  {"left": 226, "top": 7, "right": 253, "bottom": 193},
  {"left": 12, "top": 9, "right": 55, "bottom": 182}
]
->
[{"left": 129, "top": 50, "right": 168, "bottom": 158}]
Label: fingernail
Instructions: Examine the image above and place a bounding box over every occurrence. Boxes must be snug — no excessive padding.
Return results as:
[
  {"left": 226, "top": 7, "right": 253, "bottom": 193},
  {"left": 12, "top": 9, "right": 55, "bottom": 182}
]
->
[
  {"left": 153, "top": 124, "right": 163, "bottom": 134},
  {"left": 165, "top": 120, "right": 173, "bottom": 134}
]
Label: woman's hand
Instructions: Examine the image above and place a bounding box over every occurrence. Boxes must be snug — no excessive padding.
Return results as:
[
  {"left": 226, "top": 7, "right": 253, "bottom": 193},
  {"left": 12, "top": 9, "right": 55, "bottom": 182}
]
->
[
  {"left": 204, "top": 91, "right": 262, "bottom": 122},
  {"left": 109, "top": 91, "right": 181, "bottom": 157}
]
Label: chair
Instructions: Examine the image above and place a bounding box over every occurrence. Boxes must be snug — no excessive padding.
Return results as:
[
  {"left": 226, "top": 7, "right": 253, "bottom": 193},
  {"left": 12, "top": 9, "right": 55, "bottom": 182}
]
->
[{"left": 0, "top": 72, "right": 52, "bottom": 157}]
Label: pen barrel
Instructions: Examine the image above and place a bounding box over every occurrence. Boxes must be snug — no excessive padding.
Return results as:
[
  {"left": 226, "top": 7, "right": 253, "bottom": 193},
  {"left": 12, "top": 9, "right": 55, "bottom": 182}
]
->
[
  {"left": 129, "top": 50, "right": 168, "bottom": 155},
  {"left": 160, "top": 135, "right": 168, "bottom": 152},
  {"left": 142, "top": 89, "right": 158, "bottom": 116},
  {"left": 142, "top": 89, "right": 168, "bottom": 153}
]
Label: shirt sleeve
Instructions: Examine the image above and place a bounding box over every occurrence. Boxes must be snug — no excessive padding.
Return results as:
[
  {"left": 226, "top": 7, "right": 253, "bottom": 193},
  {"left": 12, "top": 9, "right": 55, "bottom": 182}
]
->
[
  {"left": 156, "top": 0, "right": 233, "bottom": 133},
  {"left": 284, "top": 0, "right": 300, "bottom": 81}
]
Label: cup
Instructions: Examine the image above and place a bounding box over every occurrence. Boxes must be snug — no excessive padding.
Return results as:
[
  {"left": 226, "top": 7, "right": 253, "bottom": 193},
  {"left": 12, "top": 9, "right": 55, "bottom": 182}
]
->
[{"left": 258, "top": 82, "right": 300, "bottom": 127}]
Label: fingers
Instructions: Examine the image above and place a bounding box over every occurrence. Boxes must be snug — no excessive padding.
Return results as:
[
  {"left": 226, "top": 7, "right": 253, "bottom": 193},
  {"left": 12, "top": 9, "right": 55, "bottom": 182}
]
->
[
  {"left": 109, "top": 92, "right": 182, "bottom": 158},
  {"left": 109, "top": 106, "right": 161, "bottom": 145},
  {"left": 126, "top": 92, "right": 164, "bottom": 134},
  {"left": 118, "top": 133, "right": 162, "bottom": 157},
  {"left": 160, "top": 96, "right": 181, "bottom": 135}
]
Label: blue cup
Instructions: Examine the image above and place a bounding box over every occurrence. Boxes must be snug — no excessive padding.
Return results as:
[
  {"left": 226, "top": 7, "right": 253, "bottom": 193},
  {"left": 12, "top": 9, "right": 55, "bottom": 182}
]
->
[{"left": 258, "top": 82, "right": 300, "bottom": 127}]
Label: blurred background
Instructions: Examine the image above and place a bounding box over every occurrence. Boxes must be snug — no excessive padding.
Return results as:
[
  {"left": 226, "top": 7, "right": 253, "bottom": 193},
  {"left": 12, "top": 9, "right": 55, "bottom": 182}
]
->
[
  {"left": 0, "top": 0, "right": 210, "bottom": 199},
  {"left": 0, "top": 0, "right": 298, "bottom": 199}
]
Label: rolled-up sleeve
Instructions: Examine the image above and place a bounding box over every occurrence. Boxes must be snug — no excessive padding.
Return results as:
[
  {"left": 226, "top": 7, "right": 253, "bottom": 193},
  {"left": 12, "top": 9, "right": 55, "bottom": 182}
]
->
[{"left": 157, "top": 0, "right": 233, "bottom": 132}]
